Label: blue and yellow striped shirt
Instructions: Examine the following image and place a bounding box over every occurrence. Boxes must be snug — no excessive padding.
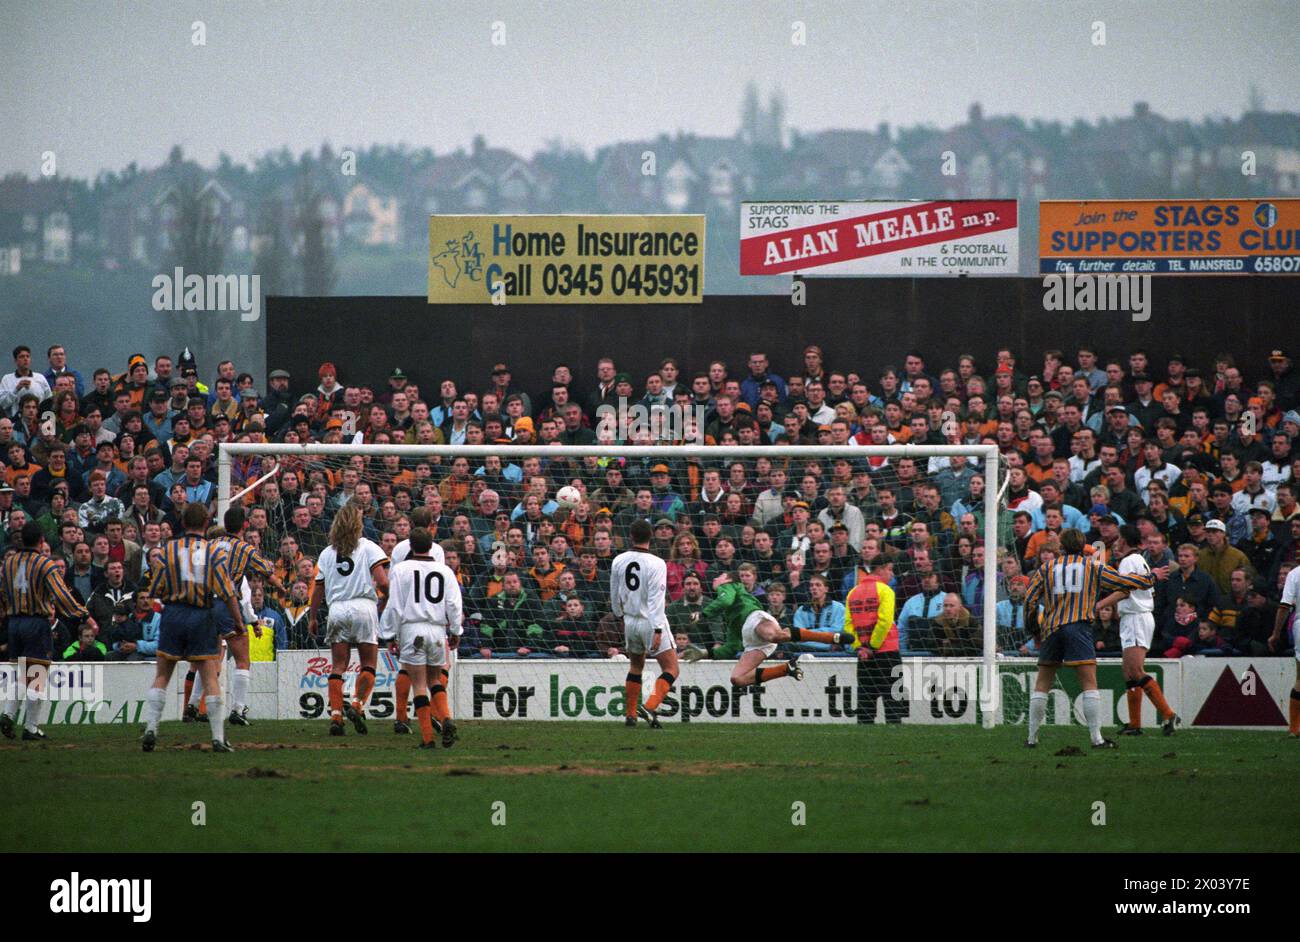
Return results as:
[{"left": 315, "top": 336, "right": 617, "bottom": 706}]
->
[
  {"left": 1023, "top": 552, "right": 1153, "bottom": 636},
  {"left": 145, "top": 536, "right": 238, "bottom": 608},
  {"left": 211, "top": 536, "right": 275, "bottom": 586},
  {"left": 0, "top": 550, "right": 88, "bottom": 620}
]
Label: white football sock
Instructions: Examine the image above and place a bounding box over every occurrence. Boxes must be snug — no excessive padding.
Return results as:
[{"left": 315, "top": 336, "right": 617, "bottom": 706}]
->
[
  {"left": 24, "top": 686, "right": 46, "bottom": 732},
  {"left": 206, "top": 696, "right": 225, "bottom": 743},
  {"left": 188, "top": 671, "right": 205, "bottom": 708},
  {"left": 1027, "top": 691, "right": 1047, "bottom": 744},
  {"left": 232, "top": 669, "right": 251, "bottom": 713},
  {"left": 1082, "top": 689, "right": 1103, "bottom": 745},
  {"left": 144, "top": 687, "right": 166, "bottom": 734}
]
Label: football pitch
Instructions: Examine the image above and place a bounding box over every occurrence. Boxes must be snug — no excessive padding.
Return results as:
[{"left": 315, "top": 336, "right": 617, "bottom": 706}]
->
[{"left": 3, "top": 720, "right": 1295, "bottom": 853}]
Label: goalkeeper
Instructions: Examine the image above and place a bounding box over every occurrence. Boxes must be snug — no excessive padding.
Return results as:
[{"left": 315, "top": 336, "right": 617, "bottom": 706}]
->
[{"left": 681, "top": 569, "right": 853, "bottom": 688}]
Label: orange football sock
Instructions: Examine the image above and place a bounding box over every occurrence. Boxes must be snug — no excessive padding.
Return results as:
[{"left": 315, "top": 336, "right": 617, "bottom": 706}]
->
[
  {"left": 1141, "top": 676, "right": 1174, "bottom": 720},
  {"left": 353, "top": 666, "right": 375, "bottom": 713},
  {"left": 645, "top": 674, "right": 675, "bottom": 711},
  {"left": 431, "top": 688, "right": 450, "bottom": 722},
  {"left": 395, "top": 670, "right": 411, "bottom": 723},
  {"left": 415, "top": 696, "right": 434, "bottom": 744},
  {"left": 624, "top": 673, "right": 642, "bottom": 718},
  {"left": 1126, "top": 687, "right": 1144, "bottom": 728},
  {"left": 328, "top": 674, "right": 344, "bottom": 720},
  {"left": 794, "top": 628, "right": 838, "bottom": 644},
  {"left": 756, "top": 663, "right": 789, "bottom": 683},
  {"left": 1290, "top": 691, "right": 1300, "bottom": 735}
]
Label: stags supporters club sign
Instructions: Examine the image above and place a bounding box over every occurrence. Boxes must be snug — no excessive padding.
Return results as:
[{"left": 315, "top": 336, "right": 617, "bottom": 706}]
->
[
  {"left": 428, "top": 214, "right": 705, "bottom": 303},
  {"left": 739, "top": 200, "right": 1018, "bottom": 276},
  {"left": 1040, "top": 199, "right": 1300, "bottom": 274}
]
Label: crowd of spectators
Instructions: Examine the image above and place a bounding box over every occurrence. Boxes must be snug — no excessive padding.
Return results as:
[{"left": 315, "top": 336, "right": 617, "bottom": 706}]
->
[{"left": 2, "top": 340, "right": 1297, "bottom": 663}]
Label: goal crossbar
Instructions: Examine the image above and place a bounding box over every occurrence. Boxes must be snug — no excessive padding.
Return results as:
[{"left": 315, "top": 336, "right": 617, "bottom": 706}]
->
[{"left": 218, "top": 442, "right": 1002, "bottom": 728}]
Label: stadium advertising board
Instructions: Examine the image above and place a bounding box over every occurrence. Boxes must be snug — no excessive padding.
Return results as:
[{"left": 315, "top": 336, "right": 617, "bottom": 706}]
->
[
  {"left": 739, "top": 200, "right": 1019, "bottom": 276},
  {"left": 428, "top": 214, "right": 705, "bottom": 303},
  {"left": 1177, "top": 658, "right": 1293, "bottom": 729},
  {"left": 278, "top": 648, "right": 406, "bottom": 721},
  {"left": 442, "top": 658, "right": 1175, "bottom": 726},
  {"left": 0, "top": 662, "right": 176, "bottom": 726},
  {"left": 18, "top": 655, "right": 1287, "bottom": 729},
  {"left": 1039, "top": 199, "right": 1300, "bottom": 274}
]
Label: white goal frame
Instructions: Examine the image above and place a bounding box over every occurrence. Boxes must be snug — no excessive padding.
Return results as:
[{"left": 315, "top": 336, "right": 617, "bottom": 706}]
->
[{"left": 218, "top": 442, "right": 1002, "bottom": 728}]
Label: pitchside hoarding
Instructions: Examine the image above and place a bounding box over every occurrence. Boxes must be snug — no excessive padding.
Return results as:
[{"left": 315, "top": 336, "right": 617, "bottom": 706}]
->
[
  {"left": 428, "top": 214, "right": 705, "bottom": 303},
  {"left": 1039, "top": 199, "right": 1300, "bottom": 274},
  {"left": 14, "top": 656, "right": 1288, "bottom": 730},
  {"left": 739, "top": 200, "right": 1019, "bottom": 276}
]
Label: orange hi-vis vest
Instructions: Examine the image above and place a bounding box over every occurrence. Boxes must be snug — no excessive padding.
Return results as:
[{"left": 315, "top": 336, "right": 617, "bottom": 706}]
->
[{"left": 845, "top": 574, "right": 898, "bottom": 653}]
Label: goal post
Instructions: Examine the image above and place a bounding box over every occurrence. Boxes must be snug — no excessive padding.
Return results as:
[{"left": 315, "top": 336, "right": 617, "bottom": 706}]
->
[{"left": 218, "top": 441, "right": 1005, "bottom": 728}]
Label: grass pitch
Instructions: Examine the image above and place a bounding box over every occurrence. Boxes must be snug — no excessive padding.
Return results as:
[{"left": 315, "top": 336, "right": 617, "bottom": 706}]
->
[{"left": 2, "top": 720, "right": 1295, "bottom": 852}]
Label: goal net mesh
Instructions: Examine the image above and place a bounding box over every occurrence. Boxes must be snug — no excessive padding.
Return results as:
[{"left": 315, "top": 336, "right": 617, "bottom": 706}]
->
[{"left": 221, "top": 443, "right": 1034, "bottom": 727}]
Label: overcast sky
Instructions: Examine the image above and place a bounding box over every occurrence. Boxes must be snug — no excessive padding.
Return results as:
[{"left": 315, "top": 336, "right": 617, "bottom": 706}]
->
[{"left": 2, "top": 0, "right": 1296, "bottom": 178}]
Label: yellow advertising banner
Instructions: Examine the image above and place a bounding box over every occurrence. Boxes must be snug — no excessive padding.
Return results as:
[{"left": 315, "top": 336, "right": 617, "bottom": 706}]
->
[{"left": 428, "top": 215, "right": 705, "bottom": 303}]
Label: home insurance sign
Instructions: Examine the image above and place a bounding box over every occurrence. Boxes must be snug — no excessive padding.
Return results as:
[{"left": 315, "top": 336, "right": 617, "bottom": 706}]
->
[{"left": 740, "top": 200, "right": 1018, "bottom": 276}]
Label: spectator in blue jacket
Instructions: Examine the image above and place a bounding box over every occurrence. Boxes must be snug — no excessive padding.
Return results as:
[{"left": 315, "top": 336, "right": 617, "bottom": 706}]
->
[
  {"left": 738, "top": 352, "right": 786, "bottom": 409},
  {"left": 898, "top": 571, "right": 946, "bottom": 656},
  {"left": 109, "top": 593, "right": 159, "bottom": 660},
  {"left": 792, "top": 574, "right": 846, "bottom": 652}
]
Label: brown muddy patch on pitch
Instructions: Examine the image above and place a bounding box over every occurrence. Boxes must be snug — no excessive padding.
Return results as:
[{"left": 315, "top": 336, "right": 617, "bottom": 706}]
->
[{"left": 337, "top": 760, "right": 764, "bottom": 777}]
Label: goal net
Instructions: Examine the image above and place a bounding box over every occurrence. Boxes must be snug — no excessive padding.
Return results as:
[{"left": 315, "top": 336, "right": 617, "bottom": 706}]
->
[{"left": 219, "top": 441, "right": 1027, "bottom": 728}]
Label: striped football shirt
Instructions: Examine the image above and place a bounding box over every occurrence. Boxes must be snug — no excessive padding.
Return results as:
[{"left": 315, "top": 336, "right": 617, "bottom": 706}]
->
[
  {"left": 146, "top": 536, "right": 238, "bottom": 608},
  {"left": 1023, "top": 551, "right": 1154, "bottom": 636},
  {"left": 0, "top": 550, "right": 88, "bottom": 620}
]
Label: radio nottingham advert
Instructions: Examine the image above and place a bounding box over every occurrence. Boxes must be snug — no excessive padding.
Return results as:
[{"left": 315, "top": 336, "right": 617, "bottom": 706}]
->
[
  {"left": 428, "top": 214, "right": 705, "bottom": 303},
  {"left": 739, "top": 200, "right": 1019, "bottom": 276},
  {"left": 1039, "top": 199, "right": 1300, "bottom": 273}
]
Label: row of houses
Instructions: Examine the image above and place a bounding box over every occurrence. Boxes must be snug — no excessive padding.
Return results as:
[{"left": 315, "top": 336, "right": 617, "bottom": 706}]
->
[{"left": 2, "top": 101, "right": 1299, "bottom": 274}]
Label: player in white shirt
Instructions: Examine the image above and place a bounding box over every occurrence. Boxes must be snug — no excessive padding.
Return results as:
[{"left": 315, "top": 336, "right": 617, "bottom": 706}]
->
[
  {"left": 610, "top": 519, "right": 679, "bottom": 729},
  {"left": 388, "top": 506, "right": 445, "bottom": 734},
  {"left": 1097, "top": 525, "right": 1179, "bottom": 736},
  {"left": 308, "top": 501, "right": 390, "bottom": 736},
  {"left": 1270, "top": 563, "right": 1300, "bottom": 737},
  {"left": 380, "top": 527, "right": 462, "bottom": 749}
]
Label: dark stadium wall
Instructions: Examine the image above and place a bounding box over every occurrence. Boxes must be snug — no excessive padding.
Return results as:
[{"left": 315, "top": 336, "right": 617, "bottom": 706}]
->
[{"left": 267, "top": 277, "right": 1300, "bottom": 395}]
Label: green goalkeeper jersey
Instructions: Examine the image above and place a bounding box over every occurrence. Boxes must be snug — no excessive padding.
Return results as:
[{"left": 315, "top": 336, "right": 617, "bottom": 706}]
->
[{"left": 701, "top": 581, "right": 762, "bottom": 645}]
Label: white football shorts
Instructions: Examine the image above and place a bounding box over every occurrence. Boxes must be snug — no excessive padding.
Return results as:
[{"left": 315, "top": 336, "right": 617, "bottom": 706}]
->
[
  {"left": 324, "top": 598, "right": 380, "bottom": 646},
  {"left": 742, "top": 610, "right": 779, "bottom": 656},
  {"left": 399, "top": 622, "right": 448, "bottom": 667},
  {"left": 624, "top": 618, "right": 673, "bottom": 657},
  {"left": 1119, "top": 612, "right": 1155, "bottom": 651}
]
